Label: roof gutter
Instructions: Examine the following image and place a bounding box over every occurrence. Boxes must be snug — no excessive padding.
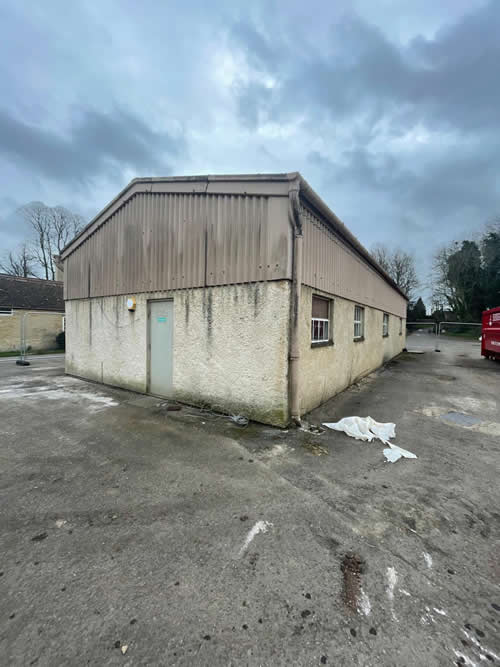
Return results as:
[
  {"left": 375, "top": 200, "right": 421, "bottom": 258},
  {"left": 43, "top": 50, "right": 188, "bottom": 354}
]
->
[{"left": 288, "top": 177, "right": 303, "bottom": 426}]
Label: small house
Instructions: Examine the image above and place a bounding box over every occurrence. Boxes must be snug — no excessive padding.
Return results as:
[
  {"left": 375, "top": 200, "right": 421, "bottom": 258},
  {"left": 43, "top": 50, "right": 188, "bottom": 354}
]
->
[{"left": 0, "top": 274, "right": 64, "bottom": 353}]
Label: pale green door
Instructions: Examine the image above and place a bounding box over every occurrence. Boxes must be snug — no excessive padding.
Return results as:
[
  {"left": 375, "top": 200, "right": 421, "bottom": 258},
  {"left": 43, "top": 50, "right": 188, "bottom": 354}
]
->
[{"left": 148, "top": 300, "right": 174, "bottom": 397}]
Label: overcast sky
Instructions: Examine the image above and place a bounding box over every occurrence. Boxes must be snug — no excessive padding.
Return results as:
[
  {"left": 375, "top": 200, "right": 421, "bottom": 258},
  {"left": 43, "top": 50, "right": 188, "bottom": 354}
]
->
[{"left": 1, "top": 0, "right": 499, "bottom": 292}]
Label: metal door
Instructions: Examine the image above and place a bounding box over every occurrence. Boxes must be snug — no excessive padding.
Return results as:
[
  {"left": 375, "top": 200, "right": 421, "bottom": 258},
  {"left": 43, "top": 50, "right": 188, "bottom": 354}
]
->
[{"left": 148, "top": 300, "right": 174, "bottom": 397}]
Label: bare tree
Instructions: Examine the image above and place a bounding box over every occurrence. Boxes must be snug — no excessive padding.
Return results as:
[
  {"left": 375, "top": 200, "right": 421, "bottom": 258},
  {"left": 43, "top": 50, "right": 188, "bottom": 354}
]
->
[
  {"left": 19, "top": 202, "right": 85, "bottom": 280},
  {"left": 371, "top": 243, "right": 419, "bottom": 299},
  {"left": 0, "top": 243, "right": 36, "bottom": 277}
]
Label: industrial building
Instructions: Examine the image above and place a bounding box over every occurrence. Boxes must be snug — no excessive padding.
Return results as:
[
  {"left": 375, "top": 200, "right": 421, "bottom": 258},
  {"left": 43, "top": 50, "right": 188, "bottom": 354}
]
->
[{"left": 60, "top": 173, "right": 407, "bottom": 426}]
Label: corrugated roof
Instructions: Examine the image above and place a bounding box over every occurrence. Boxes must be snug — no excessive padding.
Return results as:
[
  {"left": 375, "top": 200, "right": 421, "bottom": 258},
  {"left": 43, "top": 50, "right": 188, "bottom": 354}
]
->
[
  {"left": 0, "top": 274, "right": 64, "bottom": 311},
  {"left": 60, "top": 172, "right": 407, "bottom": 300}
]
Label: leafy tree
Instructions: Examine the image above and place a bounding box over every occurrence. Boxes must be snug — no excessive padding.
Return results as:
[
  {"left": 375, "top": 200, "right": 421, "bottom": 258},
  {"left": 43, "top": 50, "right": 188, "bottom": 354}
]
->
[
  {"left": 408, "top": 297, "right": 426, "bottom": 320},
  {"left": 371, "top": 243, "right": 419, "bottom": 300},
  {"left": 481, "top": 222, "right": 500, "bottom": 309},
  {"left": 432, "top": 240, "right": 485, "bottom": 321}
]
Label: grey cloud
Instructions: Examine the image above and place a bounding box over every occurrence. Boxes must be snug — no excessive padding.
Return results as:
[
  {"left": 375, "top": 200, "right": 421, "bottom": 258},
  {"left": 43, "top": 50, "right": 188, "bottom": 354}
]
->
[
  {"left": 0, "top": 0, "right": 498, "bottom": 296},
  {"left": 230, "top": 1, "right": 500, "bottom": 249},
  {"left": 0, "top": 106, "right": 184, "bottom": 188},
  {"left": 231, "top": 2, "right": 500, "bottom": 135}
]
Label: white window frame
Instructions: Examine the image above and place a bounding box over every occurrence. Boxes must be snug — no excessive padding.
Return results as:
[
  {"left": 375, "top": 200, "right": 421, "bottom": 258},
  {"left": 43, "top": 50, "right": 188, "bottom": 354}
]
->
[
  {"left": 311, "top": 317, "right": 329, "bottom": 343},
  {"left": 0, "top": 307, "right": 13, "bottom": 316},
  {"left": 354, "top": 305, "right": 364, "bottom": 340},
  {"left": 311, "top": 296, "right": 332, "bottom": 344},
  {"left": 383, "top": 313, "right": 389, "bottom": 337}
]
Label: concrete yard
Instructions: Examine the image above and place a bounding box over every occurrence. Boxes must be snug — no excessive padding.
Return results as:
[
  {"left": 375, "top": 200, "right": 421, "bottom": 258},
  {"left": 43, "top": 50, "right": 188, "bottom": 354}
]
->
[{"left": 0, "top": 338, "right": 499, "bottom": 666}]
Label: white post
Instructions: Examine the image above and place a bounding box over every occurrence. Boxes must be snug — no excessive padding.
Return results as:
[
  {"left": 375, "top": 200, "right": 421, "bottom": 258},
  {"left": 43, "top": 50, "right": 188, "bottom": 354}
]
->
[{"left": 434, "top": 321, "right": 441, "bottom": 352}]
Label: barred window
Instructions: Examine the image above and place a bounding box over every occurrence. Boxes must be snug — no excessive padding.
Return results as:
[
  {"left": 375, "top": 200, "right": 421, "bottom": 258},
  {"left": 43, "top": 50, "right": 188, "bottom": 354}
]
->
[
  {"left": 383, "top": 313, "right": 389, "bottom": 337},
  {"left": 311, "top": 296, "right": 331, "bottom": 343},
  {"left": 354, "top": 305, "right": 364, "bottom": 340}
]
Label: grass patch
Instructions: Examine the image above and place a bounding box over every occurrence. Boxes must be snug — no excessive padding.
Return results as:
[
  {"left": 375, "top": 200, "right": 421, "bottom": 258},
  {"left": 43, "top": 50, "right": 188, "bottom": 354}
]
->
[{"left": 0, "top": 348, "right": 63, "bottom": 358}]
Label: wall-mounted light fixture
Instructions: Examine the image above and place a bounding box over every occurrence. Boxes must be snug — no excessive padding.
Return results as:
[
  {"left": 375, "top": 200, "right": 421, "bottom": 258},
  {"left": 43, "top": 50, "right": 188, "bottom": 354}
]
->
[{"left": 127, "top": 297, "right": 136, "bottom": 312}]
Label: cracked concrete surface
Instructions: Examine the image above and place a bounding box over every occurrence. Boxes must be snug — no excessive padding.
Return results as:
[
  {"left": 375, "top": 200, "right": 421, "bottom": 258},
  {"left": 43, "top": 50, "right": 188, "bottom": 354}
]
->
[{"left": 0, "top": 336, "right": 499, "bottom": 666}]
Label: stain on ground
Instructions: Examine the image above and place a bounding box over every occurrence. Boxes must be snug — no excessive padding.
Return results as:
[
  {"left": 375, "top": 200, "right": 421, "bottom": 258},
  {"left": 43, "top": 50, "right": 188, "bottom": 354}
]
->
[
  {"left": 302, "top": 442, "right": 329, "bottom": 456},
  {"left": 341, "top": 552, "right": 366, "bottom": 612}
]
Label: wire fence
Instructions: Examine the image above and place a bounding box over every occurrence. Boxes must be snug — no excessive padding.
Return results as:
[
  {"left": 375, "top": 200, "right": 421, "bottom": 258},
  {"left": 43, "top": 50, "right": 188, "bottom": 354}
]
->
[
  {"left": 405, "top": 320, "right": 482, "bottom": 352},
  {"left": 17, "top": 311, "right": 65, "bottom": 365}
]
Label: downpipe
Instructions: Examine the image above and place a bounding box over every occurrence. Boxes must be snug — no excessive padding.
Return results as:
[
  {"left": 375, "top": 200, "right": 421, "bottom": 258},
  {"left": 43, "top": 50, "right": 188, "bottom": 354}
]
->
[{"left": 288, "top": 185, "right": 303, "bottom": 426}]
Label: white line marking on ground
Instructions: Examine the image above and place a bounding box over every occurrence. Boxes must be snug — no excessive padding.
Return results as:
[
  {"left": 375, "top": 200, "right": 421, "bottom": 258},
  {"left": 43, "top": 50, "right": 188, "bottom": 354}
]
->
[
  {"left": 386, "top": 566, "right": 398, "bottom": 621},
  {"left": 433, "top": 607, "right": 447, "bottom": 616},
  {"left": 238, "top": 521, "right": 273, "bottom": 557},
  {"left": 357, "top": 588, "right": 371, "bottom": 616},
  {"left": 453, "top": 650, "right": 477, "bottom": 666},
  {"left": 462, "top": 630, "right": 500, "bottom": 661}
]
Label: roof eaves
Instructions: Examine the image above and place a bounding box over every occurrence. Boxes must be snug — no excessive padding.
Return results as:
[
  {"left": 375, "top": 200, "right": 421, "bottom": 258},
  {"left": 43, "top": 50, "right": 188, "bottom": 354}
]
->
[{"left": 298, "top": 175, "right": 409, "bottom": 301}]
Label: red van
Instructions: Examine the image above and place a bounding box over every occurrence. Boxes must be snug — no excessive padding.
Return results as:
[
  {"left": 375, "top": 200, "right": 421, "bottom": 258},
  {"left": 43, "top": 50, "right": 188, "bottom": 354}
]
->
[{"left": 481, "top": 306, "right": 500, "bottom": 360}]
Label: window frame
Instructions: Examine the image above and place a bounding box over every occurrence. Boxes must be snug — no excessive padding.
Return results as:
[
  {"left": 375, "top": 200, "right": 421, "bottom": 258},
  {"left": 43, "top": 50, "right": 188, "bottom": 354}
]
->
[
  {"left": 354, "top": 305, "right": 365, "bottom": 341},
  {"left": 0, "top": 307, "right": 13, "bottom": 317},
  {"left": 383, "top": 313, "right": 389, "bottom": 337},
  {"left": 311, "top": 295, "right": 333, "bottom": 347}
]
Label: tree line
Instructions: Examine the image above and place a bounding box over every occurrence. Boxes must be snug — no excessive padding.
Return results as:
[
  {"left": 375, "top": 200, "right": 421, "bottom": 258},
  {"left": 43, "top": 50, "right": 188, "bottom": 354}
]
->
[
  {"left": 1, "top": 202, "right": 85, "bottom": 280},
  {"left": 372, "top": 219, "right": 500, "bottom": 322}
]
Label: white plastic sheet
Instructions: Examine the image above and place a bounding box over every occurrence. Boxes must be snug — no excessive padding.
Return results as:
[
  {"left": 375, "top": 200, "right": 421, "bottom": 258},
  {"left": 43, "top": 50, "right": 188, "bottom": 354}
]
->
[
  {"left": 383, "top": 445, "right": 417, "bottom": 463},
  {"left": 322, "top": 416, "right": 395, "bottom": 445},
  {"left": 322, "top": 416, "right": 417, "bottom": 463}
]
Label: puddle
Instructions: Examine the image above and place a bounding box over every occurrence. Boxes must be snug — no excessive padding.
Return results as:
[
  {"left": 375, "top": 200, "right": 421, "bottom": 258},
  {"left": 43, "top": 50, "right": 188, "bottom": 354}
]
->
[{"left": 440, "top": 412, "right": 481, "bottom": 427}]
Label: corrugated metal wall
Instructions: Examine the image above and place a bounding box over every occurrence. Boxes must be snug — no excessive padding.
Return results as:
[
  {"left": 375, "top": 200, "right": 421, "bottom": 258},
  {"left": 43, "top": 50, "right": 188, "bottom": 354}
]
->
[
  {"left": 301, "top": 205, "right": 407, "bottom": 317},
  {"left": 64, "top": 193, "right": 290, "bottom": 300}
]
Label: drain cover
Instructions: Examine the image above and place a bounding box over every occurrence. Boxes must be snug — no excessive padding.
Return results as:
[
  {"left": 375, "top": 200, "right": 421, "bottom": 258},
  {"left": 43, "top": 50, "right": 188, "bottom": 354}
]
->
[{"left": 440, "top": 412, "right": 480, "bottom": 427}]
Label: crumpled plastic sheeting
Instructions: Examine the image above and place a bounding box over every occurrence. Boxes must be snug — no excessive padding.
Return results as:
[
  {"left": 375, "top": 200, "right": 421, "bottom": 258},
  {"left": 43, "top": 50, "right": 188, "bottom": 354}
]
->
[
  {"left": 322, "top": 416, "right": 395, "bottom": 445},
  {"left": 383, "top": 445, "right": 418, "bottom": 463},
  {"left": 322, "top": 416, "right": 417, "bottom": 463}
]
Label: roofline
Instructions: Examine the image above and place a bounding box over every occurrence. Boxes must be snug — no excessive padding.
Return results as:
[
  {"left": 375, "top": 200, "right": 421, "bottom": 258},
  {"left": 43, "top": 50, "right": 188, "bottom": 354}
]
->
[
  {"left": 59, "top": 172, "right": 408, "bottom": 300},
  {"left": 0, "top": 273, "right": 63, "bottom": 285},
  {"left": 297, "top": 175, "right": 409, "bottom": 301},
  {"left": 60, "top": 173, "right": 299, "bottom": 259}
]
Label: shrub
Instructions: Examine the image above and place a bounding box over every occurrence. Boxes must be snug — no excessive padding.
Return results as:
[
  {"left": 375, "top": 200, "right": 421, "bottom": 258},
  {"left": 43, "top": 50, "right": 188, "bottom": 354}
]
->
[{"left": 56, "top": 331, "right": 65, "bottom": 350}]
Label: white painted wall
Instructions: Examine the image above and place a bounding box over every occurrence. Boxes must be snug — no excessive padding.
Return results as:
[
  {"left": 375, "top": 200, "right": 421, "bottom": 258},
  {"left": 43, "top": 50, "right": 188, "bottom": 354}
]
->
[
  {"left": 65, "top": 281, "right": 406, "bottom": 426},
  {"left": 299, "top": 286, "right": 406, "bottom": 414},
  {"left": 65, "top": 281, "right": 291, "bottom": 425}
]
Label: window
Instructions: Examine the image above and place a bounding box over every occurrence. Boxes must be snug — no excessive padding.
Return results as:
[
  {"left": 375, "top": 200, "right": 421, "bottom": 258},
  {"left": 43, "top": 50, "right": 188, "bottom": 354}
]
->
[
  {"left": 383, "top": 313, "right": 389, "bottom": 337},
  {"left": 311, "top": 296, "right": 331, "bottom": 344},
  {"left": 0, "top": 307, "right": 13, "bottom": 316},
  {"left": 354, "top": 305, "right": 364, "bottom": 340},
  {"left": 399, "top": 318, "right": 403, "bottom": 335}
]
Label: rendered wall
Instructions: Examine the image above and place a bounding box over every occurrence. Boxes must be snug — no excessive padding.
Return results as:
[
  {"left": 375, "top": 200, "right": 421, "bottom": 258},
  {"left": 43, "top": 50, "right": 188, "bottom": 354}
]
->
[
  {"left": 299, "top": 286, "right": 406, "bottom": 414},
  {"left": 0, "top": 310, "right": 64, "bottom": 353},
  {"left": 65, "top": 281, "right": 290, "bottom": 426}
]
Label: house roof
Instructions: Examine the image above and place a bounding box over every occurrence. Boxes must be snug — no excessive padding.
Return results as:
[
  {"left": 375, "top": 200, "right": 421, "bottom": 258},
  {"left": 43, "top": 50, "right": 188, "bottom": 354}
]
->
[
  {"left": 60, "top": 172, "right": 408, "bottom": 301},
  {"left": 0, "top": 274, "right": 64, "bottom": 312}
]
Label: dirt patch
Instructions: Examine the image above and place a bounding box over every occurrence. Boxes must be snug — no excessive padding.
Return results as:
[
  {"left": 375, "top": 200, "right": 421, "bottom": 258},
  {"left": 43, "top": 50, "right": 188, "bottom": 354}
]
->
[
  {"left": 302, "top": 442, "right": 329, "bottom": 456},
  {"left": 341, "top": 552, "right": 366, "bottom": 612}
]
